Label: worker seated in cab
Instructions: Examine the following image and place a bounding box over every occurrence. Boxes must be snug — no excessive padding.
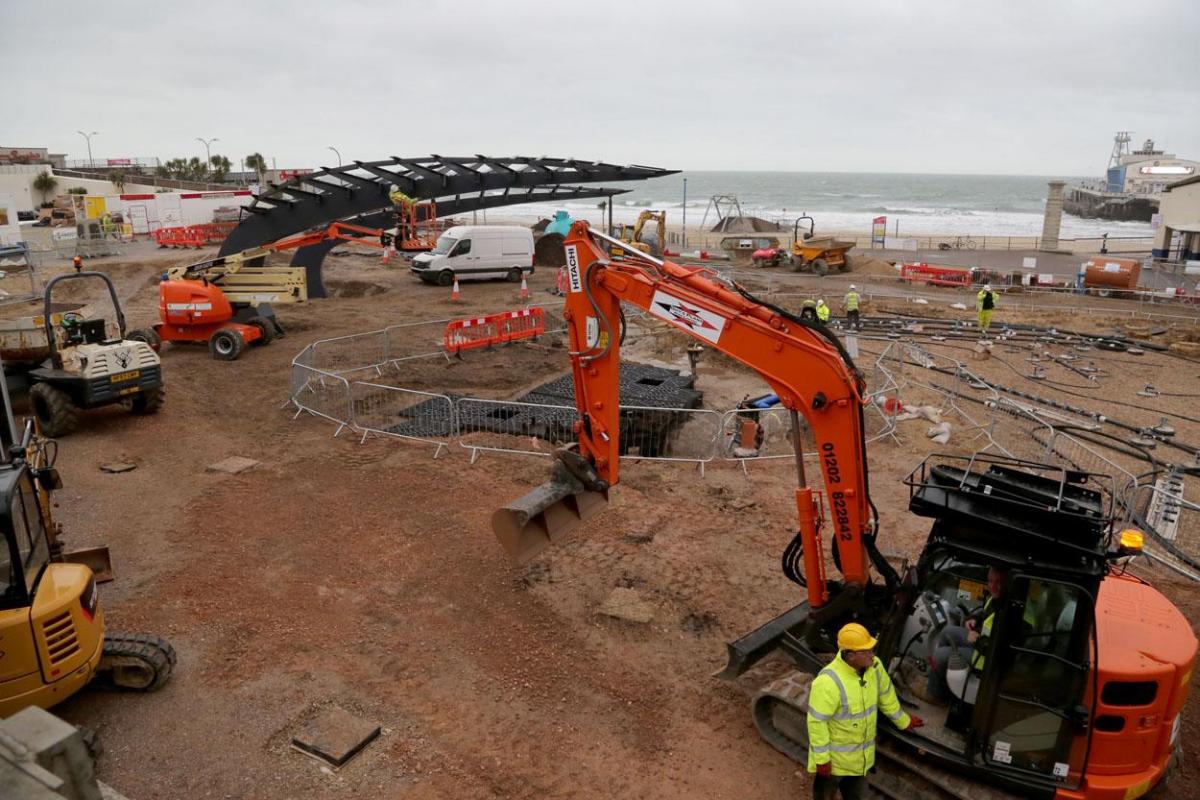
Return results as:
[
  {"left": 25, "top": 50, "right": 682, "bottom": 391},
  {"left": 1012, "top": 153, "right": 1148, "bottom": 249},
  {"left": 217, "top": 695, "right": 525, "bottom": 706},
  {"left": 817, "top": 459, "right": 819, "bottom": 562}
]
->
[{"left": 928, "top": 565, "right": 1007, "bottom": 705}]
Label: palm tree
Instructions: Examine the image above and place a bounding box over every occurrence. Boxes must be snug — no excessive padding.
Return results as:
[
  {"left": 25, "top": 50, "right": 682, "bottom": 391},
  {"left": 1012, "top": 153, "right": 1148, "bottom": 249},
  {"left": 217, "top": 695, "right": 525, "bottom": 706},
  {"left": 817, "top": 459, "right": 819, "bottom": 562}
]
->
[
  {"left": 209, "top": 155, "right": 232, "bottom": 183},
  {"left": 185, "top": 157, "right": 206, "bottom": 181},
  {"left": 107, "top": 170, "right": 127, "bottom": 192},
  {"left": 32, "top": 171, "right": 58, "bottom": 206},
  {"left": 245, "top": 152, "right": 267, "bottom": 185}
]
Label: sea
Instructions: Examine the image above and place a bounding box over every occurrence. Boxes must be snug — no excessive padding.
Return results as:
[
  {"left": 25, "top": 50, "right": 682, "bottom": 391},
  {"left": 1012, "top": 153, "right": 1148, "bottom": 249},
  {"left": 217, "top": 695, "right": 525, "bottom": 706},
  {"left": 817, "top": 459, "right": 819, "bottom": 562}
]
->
[{"left": 502, "top": 172, "right": 1156, "bottom": 240}]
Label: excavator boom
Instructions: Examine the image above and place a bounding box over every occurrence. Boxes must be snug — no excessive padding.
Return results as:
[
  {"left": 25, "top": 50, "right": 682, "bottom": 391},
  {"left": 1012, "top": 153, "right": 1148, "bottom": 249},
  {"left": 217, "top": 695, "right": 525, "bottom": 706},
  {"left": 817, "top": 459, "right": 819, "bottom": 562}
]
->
[{"left": 492, "top": 221, "right": 877, "bottom": 607}]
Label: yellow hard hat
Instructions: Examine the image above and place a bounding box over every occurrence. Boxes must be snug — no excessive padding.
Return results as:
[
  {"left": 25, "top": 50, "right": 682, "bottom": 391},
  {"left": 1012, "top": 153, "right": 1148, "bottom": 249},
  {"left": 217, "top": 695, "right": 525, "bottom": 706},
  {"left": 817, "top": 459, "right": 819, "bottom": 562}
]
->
[{"left": 837, "top": 622, "right": 877, "bottom": 651}]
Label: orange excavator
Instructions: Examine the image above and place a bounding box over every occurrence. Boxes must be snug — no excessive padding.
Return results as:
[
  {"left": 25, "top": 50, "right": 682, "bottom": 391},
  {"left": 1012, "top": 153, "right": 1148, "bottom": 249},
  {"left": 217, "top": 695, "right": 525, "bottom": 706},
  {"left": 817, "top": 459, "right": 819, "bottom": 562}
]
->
[
  {"left": 131, "top": 221, "right": 385, "bottom": 360},
  {"left": 492, "top": 221, "right": 1195, "bottom": 800}
]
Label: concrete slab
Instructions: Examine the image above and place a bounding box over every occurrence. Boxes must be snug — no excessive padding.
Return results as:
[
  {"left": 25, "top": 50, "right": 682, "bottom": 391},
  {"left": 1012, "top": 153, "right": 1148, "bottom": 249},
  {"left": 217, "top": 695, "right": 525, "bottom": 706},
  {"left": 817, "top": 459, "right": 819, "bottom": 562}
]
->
[
  {"left": 205, "top": 456, "right": 261, "bottom": 475},
  {"left": 598, "top": 587, "right": 655, "bottom": 624},
  {"left": 99, "top": 462, "right": 137, "bottom": 474},
  {"left": 291, "top": 706, "right": 380, "bottom": 769}
]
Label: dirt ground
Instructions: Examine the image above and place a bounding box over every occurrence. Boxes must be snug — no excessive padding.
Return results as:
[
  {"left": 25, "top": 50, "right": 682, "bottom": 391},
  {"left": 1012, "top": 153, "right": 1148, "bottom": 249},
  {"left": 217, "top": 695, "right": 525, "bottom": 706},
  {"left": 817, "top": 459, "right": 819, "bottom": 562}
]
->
[{"left": 18, "top": 242, "right": 1198, "bottom": 799}]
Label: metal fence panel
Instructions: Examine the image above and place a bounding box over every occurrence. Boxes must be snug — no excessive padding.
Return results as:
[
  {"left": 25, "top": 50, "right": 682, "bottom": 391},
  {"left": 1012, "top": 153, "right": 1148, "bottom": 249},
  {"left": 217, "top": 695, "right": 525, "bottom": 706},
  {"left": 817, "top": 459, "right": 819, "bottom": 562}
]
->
[
  {"left": 618, "top": 405, "right": 721, "bottom": 467},
  {"left": 311, "top": 330, "right": 389, "bottom": 374},
  {"left": 455, "top": 397, "right": 575, "bottom": 461},
  {"left": 351, "top": 381, "right": 455, "bottom": 455},
  {"left": 289, "top": 363, "right": 352, "bottom": 435}
]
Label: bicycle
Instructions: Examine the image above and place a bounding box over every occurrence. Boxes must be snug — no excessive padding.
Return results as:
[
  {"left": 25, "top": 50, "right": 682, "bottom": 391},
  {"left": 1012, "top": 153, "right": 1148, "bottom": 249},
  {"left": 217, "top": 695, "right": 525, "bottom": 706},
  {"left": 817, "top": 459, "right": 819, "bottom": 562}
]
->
[{"left": 937, "top": 236, "right": 978, "bottom": 251}]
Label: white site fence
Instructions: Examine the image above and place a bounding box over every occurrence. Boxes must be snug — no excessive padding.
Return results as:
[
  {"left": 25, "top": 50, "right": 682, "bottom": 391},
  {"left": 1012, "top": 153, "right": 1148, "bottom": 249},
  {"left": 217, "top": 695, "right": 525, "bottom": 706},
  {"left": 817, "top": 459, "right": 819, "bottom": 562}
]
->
[{"left": 286, "top": 307, "right": 897, "bottom": 472}]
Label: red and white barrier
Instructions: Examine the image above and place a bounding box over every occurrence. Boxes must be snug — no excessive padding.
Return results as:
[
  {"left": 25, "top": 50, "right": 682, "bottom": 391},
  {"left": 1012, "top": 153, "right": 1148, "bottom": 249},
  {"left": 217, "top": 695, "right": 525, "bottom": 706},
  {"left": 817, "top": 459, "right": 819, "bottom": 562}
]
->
[{"left": 443, "top": 307, "right": 547, "bottom": 354}]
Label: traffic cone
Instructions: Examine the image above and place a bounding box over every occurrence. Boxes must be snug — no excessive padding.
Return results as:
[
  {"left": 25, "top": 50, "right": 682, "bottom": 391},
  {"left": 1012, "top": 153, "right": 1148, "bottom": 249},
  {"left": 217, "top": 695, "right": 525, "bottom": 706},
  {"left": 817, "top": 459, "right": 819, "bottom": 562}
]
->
[
  {"left": 381, "top": 245, "right": 393, "bottom": 265},
  {"left": 519, "top": 273, "right": 530, "bottom": 300},
  {"left": 451, "top": 276, "right": 461, "bottom": 301}
]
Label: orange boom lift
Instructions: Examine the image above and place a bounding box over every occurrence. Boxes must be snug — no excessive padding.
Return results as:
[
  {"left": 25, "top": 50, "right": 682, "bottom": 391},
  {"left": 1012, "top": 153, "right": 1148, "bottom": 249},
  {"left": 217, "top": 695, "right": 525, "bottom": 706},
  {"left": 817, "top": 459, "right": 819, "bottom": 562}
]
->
[
  {"left": 132, "top": 222, "right": 386, "bottom": 361},
  {"left": 492, "top": 221, "right": 1194, "bottom": 800}
]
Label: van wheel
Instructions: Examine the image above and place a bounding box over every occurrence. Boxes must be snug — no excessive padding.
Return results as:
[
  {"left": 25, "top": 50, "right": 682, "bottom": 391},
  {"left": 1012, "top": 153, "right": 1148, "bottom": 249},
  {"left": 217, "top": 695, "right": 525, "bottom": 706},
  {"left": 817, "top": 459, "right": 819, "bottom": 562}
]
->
[
  {"left": 437, "top": 271, "right": 455, "bottom": 287},
  {"left": 30, "top": 383, "right": 79, "bottom": 437},
  {"left": 209, "top": 328, "right": 246, "bottom": 361},
  {"left": 506, "top": 268, "right": 522, "bottom": 283}
]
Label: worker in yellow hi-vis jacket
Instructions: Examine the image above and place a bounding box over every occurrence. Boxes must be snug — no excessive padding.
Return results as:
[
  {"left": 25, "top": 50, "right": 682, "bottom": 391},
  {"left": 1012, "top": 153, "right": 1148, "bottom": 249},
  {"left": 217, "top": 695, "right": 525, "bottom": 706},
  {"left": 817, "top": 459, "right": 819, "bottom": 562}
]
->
[
  {"left": 976, "top": 283, "right": 997, "bottom": 335},
  {"left": 807, "top": 623, "right": 924, "bottom": 799}
]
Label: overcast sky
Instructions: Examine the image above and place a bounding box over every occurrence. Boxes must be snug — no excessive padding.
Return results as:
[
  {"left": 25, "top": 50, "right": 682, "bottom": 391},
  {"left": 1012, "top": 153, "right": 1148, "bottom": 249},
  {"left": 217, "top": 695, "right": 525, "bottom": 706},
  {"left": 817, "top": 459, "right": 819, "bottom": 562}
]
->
[{"left": 3, "top": 0, "right": 1197, "bottom": 176}]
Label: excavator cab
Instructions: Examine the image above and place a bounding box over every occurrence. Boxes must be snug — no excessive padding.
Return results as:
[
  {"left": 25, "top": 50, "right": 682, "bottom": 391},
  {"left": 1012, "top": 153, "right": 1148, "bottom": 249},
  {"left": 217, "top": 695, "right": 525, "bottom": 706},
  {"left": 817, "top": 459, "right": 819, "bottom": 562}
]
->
[
  {"left": 868, "top": 456, "right": 1193, "bottom": 795},
  {"left": 890, "top": 552, "right": 1099, "bottom": 790}
]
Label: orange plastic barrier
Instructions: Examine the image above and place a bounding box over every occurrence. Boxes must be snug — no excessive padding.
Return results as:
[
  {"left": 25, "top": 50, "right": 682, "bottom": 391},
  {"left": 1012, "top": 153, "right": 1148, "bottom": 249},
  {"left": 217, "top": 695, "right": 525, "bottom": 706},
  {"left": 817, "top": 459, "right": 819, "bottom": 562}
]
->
[
  {"left": 154, "top": 222, "right": 237, "bottom": 248},
  {"left": 154, "top": 227, "right": 205, "bottom": 248},
  {"left": 444, "top": 307, "right": 546, "bottom": 354}
]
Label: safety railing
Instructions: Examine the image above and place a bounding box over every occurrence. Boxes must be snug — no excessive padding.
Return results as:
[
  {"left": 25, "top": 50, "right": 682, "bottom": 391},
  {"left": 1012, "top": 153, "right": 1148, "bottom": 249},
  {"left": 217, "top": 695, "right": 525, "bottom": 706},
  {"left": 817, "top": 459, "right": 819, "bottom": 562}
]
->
[
  {"left": 351, "top": 381, "right": 455, "bottom": 456},
  {"left": 455, "top": 397, "right": 575, "bottom": 462},
  {"left": 620, "top": 405, "right": 721, "bottom": 471},
  {"left": 289, "top": 362, "right": 354, "bottom": 437}
]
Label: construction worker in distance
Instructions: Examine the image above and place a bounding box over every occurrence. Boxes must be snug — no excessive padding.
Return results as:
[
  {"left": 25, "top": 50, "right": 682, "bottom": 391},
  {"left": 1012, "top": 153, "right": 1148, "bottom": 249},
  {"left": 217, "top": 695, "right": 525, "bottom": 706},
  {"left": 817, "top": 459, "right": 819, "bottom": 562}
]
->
[
  {"left": 800, "top": 298, "right": 819, "bottom": 322},
  {"left": 842, "top": 285, "right": 862, "bottom": 331},
  {"left": 976, "top": 283, "right": 997, "bottom": 336},
  {"left": 816, "top": 298, "right": 831, "bottom": 324},
  {"left": 100, "top": 211, "right": 115, "bottom": 240},
  {"left": 807, "top": 623, "right": 923, "bottom": 799}
]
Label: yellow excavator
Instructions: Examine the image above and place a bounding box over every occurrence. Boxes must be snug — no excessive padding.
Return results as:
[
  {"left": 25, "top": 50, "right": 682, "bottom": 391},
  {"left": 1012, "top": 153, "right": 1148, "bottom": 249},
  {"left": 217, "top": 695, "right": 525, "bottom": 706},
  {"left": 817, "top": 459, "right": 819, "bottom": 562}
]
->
[
  {"left": 0, "top": 415, "right": 174, "bottom": 719},
  {"left": 612, "top": 209, "right": 666, "bottom": 257}
]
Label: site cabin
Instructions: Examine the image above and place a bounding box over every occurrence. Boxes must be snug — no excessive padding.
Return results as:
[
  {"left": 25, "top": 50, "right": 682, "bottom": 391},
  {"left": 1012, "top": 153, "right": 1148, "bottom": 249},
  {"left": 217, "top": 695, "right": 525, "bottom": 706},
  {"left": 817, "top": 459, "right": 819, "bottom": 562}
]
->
[{"left": 410, "top": 226, "right": 535, "bottom": 286}]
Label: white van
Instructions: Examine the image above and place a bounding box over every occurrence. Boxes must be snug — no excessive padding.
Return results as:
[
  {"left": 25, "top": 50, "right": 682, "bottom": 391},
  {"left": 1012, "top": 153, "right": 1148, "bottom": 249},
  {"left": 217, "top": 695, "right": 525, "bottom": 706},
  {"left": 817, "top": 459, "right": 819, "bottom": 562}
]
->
[{"left": 410, "top": 225, "right": 535, "bottom": 286}]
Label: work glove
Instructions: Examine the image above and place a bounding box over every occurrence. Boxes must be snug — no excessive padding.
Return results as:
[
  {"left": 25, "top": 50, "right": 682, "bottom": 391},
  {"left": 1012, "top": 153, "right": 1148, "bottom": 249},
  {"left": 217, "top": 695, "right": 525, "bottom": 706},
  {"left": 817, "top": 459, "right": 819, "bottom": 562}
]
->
[
  {"left": 816, "top": 762, "right": 832, "bottom": 777},
  {"left": 907, "top": 715, "right": 925, "bottom": 730}
]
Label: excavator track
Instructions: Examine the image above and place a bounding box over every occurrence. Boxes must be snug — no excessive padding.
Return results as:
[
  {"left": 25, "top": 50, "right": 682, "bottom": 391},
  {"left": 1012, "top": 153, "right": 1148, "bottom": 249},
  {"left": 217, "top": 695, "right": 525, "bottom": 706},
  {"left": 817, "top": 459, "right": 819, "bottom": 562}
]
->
[
  {"left": 751, "top": 670, "right": 1021, "bottom": 800},
  {"left": 96, "top": 633, "right": 176, "bottom": 692}
]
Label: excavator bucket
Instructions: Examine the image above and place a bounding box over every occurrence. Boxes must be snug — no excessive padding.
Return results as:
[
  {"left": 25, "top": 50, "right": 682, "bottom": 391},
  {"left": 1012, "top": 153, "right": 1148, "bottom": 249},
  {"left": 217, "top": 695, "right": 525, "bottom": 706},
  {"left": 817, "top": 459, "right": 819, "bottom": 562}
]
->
[
  {"left": 492, "top": 464, "right": 608, "bottom": 565},
  {"left": 62, "top": 546, "right": 113, "bottom": 583}
]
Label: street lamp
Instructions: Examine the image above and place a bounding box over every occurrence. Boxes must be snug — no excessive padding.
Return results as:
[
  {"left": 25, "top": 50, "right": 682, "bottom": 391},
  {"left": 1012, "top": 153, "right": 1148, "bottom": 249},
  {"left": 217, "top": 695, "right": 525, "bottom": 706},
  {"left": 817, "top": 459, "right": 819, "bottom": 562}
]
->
[
  {"left": 196, "top": 136, "right": 219, "bottom": 166},
  {"left": 326, "top": 146, "right": 342, "bottom": 167},
  {"left": 77, "top": 131, "right": 98, "bottom": 168}
]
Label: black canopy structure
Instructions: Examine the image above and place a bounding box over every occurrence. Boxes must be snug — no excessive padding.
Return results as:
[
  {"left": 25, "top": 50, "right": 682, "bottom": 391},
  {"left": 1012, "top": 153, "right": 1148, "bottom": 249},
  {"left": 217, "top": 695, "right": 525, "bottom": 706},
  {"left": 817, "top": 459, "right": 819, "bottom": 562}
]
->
[{"left": 221, "top": 156, "right": 678, "bottom": 297}]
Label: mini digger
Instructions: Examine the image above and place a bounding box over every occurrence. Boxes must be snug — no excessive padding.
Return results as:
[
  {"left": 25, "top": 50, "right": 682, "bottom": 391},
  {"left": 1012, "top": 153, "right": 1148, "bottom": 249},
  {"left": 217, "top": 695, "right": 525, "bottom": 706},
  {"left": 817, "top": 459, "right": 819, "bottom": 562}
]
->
[{"left": 0, "top": 417, "right": 174, "bottom": 720}]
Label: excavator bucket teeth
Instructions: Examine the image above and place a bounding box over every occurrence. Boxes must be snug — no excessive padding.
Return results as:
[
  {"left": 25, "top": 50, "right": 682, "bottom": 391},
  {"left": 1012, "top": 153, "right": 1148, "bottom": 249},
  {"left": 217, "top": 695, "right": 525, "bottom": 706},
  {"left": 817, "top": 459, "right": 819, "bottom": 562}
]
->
[{"left": 492, "top": 474, "right": 608, "bottom": 565}]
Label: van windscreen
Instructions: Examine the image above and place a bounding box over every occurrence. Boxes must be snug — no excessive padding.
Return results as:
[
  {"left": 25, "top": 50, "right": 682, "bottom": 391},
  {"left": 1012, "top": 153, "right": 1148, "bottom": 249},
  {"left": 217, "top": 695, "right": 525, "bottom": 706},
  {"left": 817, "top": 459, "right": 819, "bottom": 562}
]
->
[{"left": 431, "top": 235, "right": 458, "bottom": 255}]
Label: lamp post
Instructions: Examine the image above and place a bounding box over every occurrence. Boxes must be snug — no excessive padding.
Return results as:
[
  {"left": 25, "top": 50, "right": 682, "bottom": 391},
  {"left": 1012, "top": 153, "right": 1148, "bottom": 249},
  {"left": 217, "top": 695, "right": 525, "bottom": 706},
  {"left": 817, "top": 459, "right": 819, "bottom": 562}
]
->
[
  {"left": 77, "top": 131, "right": 98, "bottom": 168},
  {"left": 196, "top": 137, "right": 219, "bottom": 166},
  {"left": 326, "top": 146, "right": 342, "bottom": 167}
]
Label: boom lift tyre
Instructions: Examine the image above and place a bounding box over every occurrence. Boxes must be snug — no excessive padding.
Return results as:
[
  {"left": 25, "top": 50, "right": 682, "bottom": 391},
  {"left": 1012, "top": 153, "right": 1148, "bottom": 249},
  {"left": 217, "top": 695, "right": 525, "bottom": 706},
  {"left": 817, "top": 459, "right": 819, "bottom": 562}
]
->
[
  {"left": 247, "top": 316, "right": 275, "bottom": 346},
  {"left": 492, "top": 221, "right": 1195, "bottom": 800},
  {"left": 208, "top": 328, "right": 246, "bottom": 361}
]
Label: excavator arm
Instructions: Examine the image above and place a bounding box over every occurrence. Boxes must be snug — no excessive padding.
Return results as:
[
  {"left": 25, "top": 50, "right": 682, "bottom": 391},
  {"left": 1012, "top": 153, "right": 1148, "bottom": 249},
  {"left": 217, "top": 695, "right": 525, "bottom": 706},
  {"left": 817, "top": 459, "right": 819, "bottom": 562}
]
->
[{"left": 492, "top": 221, "right": 882, "bottom": 609}]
